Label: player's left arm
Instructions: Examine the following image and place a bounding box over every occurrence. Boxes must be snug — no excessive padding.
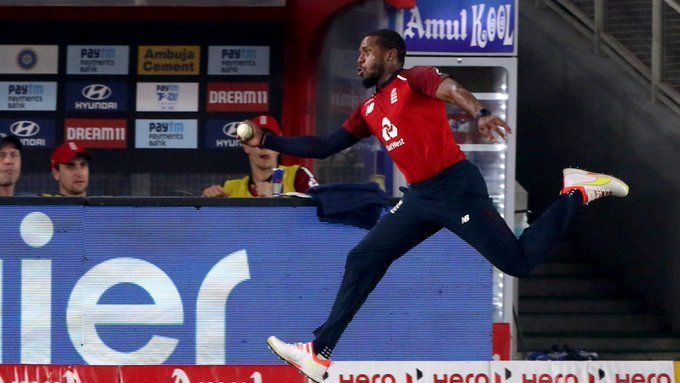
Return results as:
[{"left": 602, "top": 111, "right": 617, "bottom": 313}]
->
[{"left": 435, "top": 77, "right": 512, "bottom": 143}]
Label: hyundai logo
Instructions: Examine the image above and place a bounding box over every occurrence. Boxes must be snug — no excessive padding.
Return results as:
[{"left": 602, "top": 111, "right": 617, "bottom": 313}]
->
[
  {"left": 222, "top": 122, "right": 240, "bottom": 138},
  {"left": 82, "top": 84, "right": 112, "bottom": 101},
  {"left": 10, "top": 121, "right": 40, "bottom": 137}
]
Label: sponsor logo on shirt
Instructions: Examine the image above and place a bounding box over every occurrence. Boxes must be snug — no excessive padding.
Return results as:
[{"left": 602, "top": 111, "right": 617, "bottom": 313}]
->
[
  {"left": 365, "top": 101, "right": 375, "bottom": 115},
  {"left": 390, "top": 88, "right": 398, "bottom": 104},
  {"left": 381, "top": 117, "right": 405, "bottom": 152}
]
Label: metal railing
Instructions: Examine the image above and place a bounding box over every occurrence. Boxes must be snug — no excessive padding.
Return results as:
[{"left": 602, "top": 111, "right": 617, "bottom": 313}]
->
[{"left": 537, "top": 0, "right": 680, "bottom": 116}]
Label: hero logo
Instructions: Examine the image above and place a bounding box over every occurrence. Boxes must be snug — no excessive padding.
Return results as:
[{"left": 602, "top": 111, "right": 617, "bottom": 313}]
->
[
  {"left": 82, "top": 84, "right": 112, "bottom": 101},
  {"left": 10, "top": 120, "right": 40, "bottom": 137},
  {"left": 171, "top": 368, "right": 262, "bottom": 383},
  {"left": 339, "top": 369, "right": 425, "bottom": 383},
  {"left": 494, "top": 369, "right": 585, "bottom": 383}
]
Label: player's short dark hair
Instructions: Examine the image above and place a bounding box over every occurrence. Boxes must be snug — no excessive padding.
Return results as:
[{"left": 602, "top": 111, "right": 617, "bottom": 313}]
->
[{"left": 366, "top": 29, "right": 406, "bottom": 65}]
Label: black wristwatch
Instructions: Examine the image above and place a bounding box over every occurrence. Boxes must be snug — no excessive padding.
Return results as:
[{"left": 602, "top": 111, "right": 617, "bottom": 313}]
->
[{"left": 474, "top": 108, "right": 492, "bottom": 120}]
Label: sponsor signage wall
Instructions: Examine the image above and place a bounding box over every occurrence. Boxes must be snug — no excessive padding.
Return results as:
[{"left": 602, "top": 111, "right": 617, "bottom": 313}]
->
[
  {"left": 0, "top": 205, "right": 491, "bottom": 364},
  {"left": 390, "top": 0, "right": 517, "bottom": 55},
  {"left": 136, "top": 119, "right": 198, "bottom": 148},
  {"left": 0, "top": 82, "right": 57, "bottom": 111},
  {"left": 208, "top": 46, "right": 270, "bottom": 75},
  {"left": 0, "top": 45, "right": 59, "bottom": 74},
  {"left": 66, "top": 45, "right": 130, "bottom": 75},
  {"left": 65, "top": 82, "right": 128, "bottom": 112},
  {"left": 0, "top": 21, "right": 282, "bottom": 175},
  {"left": 0, "top": 119, "right": 55, "bottom": 148}
]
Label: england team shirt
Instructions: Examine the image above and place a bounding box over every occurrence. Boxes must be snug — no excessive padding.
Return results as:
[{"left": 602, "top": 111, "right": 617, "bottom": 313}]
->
[{"left": 343, "top": 66, "right": 466, "bottom": 184}]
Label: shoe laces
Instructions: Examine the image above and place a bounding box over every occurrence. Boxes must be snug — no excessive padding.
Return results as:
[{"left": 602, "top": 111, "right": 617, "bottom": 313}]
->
[{"left": 289, "top": 342, "right": 312, "bottom": 358}]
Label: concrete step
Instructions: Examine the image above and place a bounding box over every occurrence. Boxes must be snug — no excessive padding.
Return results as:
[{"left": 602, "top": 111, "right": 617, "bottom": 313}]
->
[
  {"left": 529, "top": 262, "right": 602, "bottom": 278},
  {"left": 521, "top": 314, "right": 667, "bottom": 333},
  {"left": 519, "top": 278, "right": 626, "bottom": 298},
  {"left": 521, "top": 334, "right": 680, "bottom": 352},
  {"left": 519, "top": 298, "right": 644, "bottom": 314}
]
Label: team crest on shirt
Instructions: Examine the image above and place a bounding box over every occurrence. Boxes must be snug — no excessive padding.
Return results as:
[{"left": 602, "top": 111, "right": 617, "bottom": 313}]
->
[
  {"left": 365, "top": 101, "right": 375, "bottom": 115},
  {"left": 390, "top": 88, "right": 398, "bottom": 104}
]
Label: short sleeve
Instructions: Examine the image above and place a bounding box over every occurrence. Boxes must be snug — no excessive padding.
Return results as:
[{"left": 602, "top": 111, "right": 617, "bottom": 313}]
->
[
  {"left": 294, "top": 166, "right": 320, "bottom": 193},
  {"left": 342, "top": 104, "right": 373, "bottom": 139},
  {"left": 405, "top": 66, "right": 449, "bottom": 99}
]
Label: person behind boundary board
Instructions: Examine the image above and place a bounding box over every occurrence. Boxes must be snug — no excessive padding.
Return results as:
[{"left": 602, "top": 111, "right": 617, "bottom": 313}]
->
[
  {"left": 47, "top": 142, "right": 91, "bottom": 197},
  {"left": 201, "top": 115, "right": 319, "bottom": 198}
]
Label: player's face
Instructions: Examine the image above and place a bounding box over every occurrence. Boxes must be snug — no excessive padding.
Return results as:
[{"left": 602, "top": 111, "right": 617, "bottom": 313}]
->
[
  {"left": 0, "top": 144, "right": 21, "bottom": 188},
  {"left": 357, "top": 36, "right": 388, "bottom": 88},
  {"left": 52, "top": 157, "right": 89, "bottom": 197}
]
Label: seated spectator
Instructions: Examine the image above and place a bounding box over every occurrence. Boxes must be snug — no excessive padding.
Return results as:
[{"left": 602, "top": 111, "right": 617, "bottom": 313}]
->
[
  {"left": 202, "top": 115, "right": 318, "bottom": 198},
  {"left": 49, "top": 142, "right": 91, "bottom": 197},
  {"left": 0, "top": 135, "right": 22, "bottom": 197}
]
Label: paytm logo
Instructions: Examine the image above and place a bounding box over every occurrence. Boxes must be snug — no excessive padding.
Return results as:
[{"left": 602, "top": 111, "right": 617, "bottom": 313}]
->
[
  {"left": 80, "top": 48, "right": 116, "bottom": 59},
  {"left": 156, "top": 84, "right": 180, "bottom": 102},
  {"left": 149, "top": 121, "right": 184, "bottom": 133},
  {"left": 82, "top": 84, "right": 112, "bottom": 101},
  {"left": 10, "top": 120, "right": 40, "bottom": 137},
  {"left": 8, "top": 84, "right": 43, "bottom": 95}
]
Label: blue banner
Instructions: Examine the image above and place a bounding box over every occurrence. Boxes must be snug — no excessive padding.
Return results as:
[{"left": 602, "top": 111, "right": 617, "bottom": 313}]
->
[
  {"left": 65, "top": 82, "right": 128, "bottom": 112},
  {"left": 205, "top": 119, "right": 242, "bottom": 149},
  {"left": 0, "top": 119, "right": 56, "bottom": 148},
  {"left": 0, "top": 205, "right": 491, "bottom": 365},
  {"left": 390, "top": 0, "right": 517, "bottom": 55}
]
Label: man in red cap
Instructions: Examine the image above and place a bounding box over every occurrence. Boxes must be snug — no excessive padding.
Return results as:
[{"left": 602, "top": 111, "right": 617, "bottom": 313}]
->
[
  {"left": 50, "top": 142, "right": 91, "bottom": 197},
  {"left": 202, "top": 115, "right": 318, "bottom": 198}
]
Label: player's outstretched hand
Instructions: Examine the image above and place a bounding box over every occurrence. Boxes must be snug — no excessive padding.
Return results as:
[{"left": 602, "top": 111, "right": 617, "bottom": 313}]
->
[
  {"left": 477, "top": 114, "right": 512, "bottom": 144},
  {"left": 240, "top": 120, "right": 265, "bottom": 147}
]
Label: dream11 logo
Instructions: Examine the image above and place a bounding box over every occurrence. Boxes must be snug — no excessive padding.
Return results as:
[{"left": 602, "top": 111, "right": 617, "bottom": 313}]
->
[{"left": 3, "top": 212, "right": 252, "bottom": 365}]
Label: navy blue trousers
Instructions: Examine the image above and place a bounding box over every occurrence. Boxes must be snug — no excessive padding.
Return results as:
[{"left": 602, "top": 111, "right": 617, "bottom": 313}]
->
[{"left": 313, "top": 160, "right": 581, "bottom": 351}]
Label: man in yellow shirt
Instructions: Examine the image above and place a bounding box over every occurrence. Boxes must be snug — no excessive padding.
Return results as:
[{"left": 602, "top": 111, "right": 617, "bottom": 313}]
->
[{"left": 202, "top": 115, "right": 318, "bottom": 198}]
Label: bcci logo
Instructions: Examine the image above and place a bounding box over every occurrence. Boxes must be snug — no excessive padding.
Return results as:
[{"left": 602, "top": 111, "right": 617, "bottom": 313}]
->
[
  {"left": 10, "top": 121, "right": 40, "bottom": 137},
  {"left": 82, "top": 84, "right": 112, "bottom": 101},
  {"left": 16, "top": 49, "right": 38, "bottom": 70}
]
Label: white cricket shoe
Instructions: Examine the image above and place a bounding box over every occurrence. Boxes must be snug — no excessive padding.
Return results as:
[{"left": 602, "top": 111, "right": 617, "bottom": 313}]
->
[
  {"left": 561, "top": 168, "right": 629, "bottom": 204},
  {"left": 267, "top": 336, "right": 331, "bottom": 383}
]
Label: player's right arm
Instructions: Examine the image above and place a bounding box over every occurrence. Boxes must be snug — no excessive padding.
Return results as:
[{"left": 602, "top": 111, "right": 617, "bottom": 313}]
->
[
  {"left": 241, "top": 102, "right": 370, "bottom": 158},
  {"left": 260, "top": 128, "right": 360, "bottom": 159}
]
